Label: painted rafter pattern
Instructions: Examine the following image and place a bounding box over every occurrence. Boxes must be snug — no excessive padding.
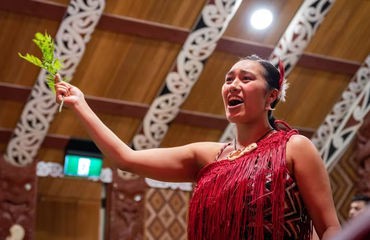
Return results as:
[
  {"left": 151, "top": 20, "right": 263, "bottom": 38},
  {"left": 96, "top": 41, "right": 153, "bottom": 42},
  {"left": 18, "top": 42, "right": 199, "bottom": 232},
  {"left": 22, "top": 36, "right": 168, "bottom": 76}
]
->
[
  {"left": 220, "top": 0, "right": 336, "bottom": 143},
  {"left": 312, "top": 55, "right": 370, "bottom": 170},
  {"left": 3, "top": 0, "right": 105, "bottom": 166},
  {"left": 270, "top": 0, "right": 335, "bottom": 73},
  {"left": 132, "top": 0, "right": 243, "bottom": 150},
  {"left": 127, "top": 0, "right": 243, "bottom": 190}
]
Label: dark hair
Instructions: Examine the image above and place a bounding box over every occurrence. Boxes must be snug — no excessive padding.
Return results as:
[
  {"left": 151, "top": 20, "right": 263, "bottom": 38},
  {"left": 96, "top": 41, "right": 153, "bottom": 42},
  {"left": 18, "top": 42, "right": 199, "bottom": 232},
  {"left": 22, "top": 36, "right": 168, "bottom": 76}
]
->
[
  {"left": 353, "top": 195, "right": 370, "bottom": 204},
  {"left": 245, "top": 55, "right": 281, "bottom": 92},
  {"left": 243, "top": 55, "right": 282, "bottom": 128}
]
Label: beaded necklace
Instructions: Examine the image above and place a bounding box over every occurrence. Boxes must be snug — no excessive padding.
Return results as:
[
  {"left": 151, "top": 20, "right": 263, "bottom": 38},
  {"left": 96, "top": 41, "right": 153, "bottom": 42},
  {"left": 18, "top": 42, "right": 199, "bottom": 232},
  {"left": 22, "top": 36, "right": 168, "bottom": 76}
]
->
[{"left": 227, "top": 128, "right": 274, "bottom": 160}]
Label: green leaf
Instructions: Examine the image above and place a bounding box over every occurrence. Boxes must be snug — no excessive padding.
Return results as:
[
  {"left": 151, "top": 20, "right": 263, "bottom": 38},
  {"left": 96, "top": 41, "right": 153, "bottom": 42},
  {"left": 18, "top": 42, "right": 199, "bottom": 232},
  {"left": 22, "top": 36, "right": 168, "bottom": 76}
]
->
[
  {"left": 53, "top": 59, "right": 62, "bottom": 71},
  {"left": 46, "top": 74, "right": 56, "bottom": 93},
  {"left": 18, "top": 31, "right": 63, "bottom": 92},
  {"left": 18, "top": 53, "right": 44, "bottom": 68}
]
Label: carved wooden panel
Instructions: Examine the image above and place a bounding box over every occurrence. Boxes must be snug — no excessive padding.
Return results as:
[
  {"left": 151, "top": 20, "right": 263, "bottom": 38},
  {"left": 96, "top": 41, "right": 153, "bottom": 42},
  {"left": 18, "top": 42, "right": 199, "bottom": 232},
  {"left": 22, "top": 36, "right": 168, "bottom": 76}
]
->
[
  {"left": 355, "top": 112, "right": 370, "bottom": 196},
  {"left": 0, "top": 156, "right": 37, "bottom": 240},
  {"left": 329, "top": 112, "right": 370, "bottom": 222},
  {"left": 105, "top": 169, "right": 147, "bottom": 240}
]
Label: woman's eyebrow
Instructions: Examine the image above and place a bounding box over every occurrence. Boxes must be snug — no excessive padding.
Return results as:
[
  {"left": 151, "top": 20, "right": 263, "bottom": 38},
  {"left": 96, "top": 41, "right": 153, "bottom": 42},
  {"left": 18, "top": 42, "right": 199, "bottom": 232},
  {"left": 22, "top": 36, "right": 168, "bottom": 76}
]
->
[
  {"left": 226, "top": 70, "right": 235, "bottom": 75},
  {"left": 226, "top": 69, "right": 257, "bottom": 77},
  {"left": 239, "top": 70, "right": 257, "bottom": 77},
  {"left": 225, "top": 71, "right": 235, "bottom": 78}
]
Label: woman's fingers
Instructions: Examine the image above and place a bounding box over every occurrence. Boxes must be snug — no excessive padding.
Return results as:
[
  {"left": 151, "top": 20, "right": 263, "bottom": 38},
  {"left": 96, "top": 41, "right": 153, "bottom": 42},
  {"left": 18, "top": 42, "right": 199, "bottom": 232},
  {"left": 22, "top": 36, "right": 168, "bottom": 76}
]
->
[
  {"left": 54, "top": 75, "right": 70, "bottom": 92},
  {"left": 54, "top": 73, "right": 82, "bottom": 108},
  {"left": 55, "top": 73, "right": 62, "bottom": 84},
  {"left": 54, "top": 73, "right": 67, "bottom": 103},
  {"left": 57, "top": 93, "right": 64, "bottom": 102}
]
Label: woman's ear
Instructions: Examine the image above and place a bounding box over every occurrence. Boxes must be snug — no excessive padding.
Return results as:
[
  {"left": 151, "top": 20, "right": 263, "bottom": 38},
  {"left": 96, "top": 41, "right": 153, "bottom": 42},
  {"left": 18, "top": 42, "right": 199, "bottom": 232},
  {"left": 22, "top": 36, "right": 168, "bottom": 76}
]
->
[{"left": 265, "top": 89, "right": 279, "bottom": 109}]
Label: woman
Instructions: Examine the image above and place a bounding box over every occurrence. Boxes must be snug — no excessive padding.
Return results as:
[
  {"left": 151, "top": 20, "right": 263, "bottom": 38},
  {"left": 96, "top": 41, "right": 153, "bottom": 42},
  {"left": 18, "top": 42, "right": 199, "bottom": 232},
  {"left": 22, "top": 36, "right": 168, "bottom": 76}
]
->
[{"left": 55, "top": 55, "right": 340, "bottom": 239}]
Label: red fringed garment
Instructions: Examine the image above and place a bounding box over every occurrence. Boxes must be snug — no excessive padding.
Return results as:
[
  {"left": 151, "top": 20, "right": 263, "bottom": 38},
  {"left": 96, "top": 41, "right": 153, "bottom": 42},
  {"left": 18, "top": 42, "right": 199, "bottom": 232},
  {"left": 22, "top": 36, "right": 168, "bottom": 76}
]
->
[{"left": 188, "top": 129, "right": 312, "bottom": 240}]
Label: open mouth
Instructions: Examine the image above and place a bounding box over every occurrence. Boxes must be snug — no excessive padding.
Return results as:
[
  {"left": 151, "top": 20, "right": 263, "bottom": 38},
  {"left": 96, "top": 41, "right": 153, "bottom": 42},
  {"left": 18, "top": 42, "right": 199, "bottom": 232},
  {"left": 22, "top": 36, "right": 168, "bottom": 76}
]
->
[{"left": 228, "top": 97, "right": 244, "bottom": 107}]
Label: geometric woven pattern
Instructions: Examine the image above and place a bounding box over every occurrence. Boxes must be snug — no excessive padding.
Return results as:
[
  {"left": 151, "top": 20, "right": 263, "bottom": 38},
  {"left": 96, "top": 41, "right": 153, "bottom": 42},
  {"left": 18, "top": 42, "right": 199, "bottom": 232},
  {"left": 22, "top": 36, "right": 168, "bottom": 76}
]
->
[
  {"left": 330, "top": 110, "right": 370, "bottom": 224},
  {"left": 329, "top": 140, "right": 359, "bottom": 223},
  {"left": 144, "top": 188, "right": 190, "bottom": 240}
]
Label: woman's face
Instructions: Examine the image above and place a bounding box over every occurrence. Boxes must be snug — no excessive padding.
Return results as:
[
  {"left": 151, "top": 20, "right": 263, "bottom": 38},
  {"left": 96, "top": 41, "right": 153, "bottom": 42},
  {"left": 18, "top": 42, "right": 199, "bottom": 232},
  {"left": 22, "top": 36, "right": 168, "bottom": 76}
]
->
[{"left": 222, "top": 59, "right": 273, "bottom": 123}]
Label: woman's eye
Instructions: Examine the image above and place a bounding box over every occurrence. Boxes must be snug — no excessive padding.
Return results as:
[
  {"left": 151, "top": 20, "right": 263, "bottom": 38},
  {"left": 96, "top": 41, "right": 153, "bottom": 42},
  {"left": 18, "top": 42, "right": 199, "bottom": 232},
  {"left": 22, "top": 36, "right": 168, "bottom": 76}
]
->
[{"left": 225, "top": 77, "right": 233, "bottom": 82}]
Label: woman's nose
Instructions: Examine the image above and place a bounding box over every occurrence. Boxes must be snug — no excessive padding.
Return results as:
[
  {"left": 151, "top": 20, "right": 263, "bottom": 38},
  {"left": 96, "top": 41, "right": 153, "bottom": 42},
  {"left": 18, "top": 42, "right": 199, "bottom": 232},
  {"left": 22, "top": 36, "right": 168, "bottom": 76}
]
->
[{"left": 229, "top": 79, "right": 240, "bottom": 92}]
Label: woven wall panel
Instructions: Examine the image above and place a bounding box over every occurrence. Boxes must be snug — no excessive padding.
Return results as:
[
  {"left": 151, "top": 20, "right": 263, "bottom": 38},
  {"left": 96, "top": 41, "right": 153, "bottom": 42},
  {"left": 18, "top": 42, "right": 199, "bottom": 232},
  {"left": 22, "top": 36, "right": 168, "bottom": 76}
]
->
[
  {"left": 144, "top": 188, "right": 190, "bottom": 240},
  {"left": 329, "top": 142, "right": 358, "bottom": 223},
  {"left": 329, "top": 112, "right": 370, "bottom": 223}
]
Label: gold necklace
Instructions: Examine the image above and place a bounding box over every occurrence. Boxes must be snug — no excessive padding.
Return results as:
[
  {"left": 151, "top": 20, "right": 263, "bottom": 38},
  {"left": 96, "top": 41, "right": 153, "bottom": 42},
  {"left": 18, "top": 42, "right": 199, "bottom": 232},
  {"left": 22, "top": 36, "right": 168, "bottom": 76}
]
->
[{"left": 227, "top": 128, "right": 274, "bottom": 160}]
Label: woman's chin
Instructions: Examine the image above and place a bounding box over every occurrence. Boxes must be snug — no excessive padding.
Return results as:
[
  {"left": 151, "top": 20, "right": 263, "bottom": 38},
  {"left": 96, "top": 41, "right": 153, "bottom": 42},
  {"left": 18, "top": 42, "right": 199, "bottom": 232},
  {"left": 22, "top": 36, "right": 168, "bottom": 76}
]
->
[{"left": 226, "top": 113, "right": 241, "bottom": 123}]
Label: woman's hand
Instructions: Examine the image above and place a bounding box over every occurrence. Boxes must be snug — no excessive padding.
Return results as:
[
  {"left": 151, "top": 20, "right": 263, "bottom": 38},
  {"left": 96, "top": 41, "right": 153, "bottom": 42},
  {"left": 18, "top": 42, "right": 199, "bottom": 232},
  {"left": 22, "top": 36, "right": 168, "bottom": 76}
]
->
[{"left": 54, "top": 74, "right": 84, "bottom": 109}]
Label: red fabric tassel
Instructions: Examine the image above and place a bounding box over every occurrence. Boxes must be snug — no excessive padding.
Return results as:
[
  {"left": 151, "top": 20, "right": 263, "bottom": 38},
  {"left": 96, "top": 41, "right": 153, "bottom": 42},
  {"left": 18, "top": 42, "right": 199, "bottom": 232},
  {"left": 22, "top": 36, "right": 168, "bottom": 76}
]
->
[
  {"left": 278, "top": 59, "right": 285, "bottom": 90},
  {"left": 188, "top": 129, "right": 312, "bottom": 240}
]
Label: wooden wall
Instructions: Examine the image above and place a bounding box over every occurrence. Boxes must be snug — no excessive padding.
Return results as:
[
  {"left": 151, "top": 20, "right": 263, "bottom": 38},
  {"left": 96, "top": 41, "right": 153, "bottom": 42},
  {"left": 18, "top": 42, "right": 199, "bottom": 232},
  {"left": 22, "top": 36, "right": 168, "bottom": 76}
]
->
[{"left": 35, "top": 178, "right": 102, "bottom": 240}]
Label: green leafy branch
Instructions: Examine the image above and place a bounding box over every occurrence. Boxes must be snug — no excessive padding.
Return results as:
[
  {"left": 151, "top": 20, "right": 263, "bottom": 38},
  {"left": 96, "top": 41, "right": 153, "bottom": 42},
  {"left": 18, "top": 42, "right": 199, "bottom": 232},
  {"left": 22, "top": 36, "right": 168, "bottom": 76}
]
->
[{"left": 18, "top": 31, "right": 63, "bottom": 93}]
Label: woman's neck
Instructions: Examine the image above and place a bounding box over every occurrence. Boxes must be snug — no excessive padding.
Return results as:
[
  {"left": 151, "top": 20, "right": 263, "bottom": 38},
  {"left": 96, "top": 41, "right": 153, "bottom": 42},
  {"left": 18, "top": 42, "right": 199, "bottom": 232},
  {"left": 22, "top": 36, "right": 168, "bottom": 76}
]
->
[{"left": 235, "top": 122, "right": 273, "bottom": 147}]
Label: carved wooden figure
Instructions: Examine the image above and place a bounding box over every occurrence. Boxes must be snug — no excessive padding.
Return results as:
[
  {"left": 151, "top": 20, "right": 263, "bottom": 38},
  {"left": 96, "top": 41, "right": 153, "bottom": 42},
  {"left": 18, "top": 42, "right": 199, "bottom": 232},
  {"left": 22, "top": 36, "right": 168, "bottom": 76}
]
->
[
  {"left": 0, "top": 156, "right": 37, "bottom": 240},
  {"left": 356, "top": 112, "right": 370, "bottom": 196},
  {"left": 105, "top": 170, "right": 147, "bottom": 240}
]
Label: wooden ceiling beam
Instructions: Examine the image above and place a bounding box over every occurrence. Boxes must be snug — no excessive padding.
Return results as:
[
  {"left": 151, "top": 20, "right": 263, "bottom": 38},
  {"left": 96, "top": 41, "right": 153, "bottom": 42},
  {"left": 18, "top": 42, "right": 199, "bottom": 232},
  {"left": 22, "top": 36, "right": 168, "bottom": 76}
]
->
[
  {"left": 0, "top": 0, "right": 65, "bottom": 22},
  {"left": 0, "top": 82, "right": 314, "bottom": 139},
  {"left": 0, "top": 125, "right": 315, "bottom": 149},
  {"left": 0, "top": 82, "right": 228, "bottom": 129},
  {"left": 0, "top": 0, "right": 360, "bottom": 75},
  {"left": 0, "top": 127, "right": 69, "bottom": 149},
  {"left": 216, "top": 37, "right": 360, "bottom": 75}
]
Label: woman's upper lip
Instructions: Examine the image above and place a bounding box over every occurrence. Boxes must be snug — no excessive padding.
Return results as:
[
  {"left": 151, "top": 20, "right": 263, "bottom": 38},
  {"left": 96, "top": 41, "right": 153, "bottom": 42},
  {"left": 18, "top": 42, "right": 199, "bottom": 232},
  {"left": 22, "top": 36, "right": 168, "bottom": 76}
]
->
[
  {"left": 228, "top": 94, "right": 243, "bottom": 102},
  {"left": 227, "top": 94, "right": 244, "bottom": 106}
]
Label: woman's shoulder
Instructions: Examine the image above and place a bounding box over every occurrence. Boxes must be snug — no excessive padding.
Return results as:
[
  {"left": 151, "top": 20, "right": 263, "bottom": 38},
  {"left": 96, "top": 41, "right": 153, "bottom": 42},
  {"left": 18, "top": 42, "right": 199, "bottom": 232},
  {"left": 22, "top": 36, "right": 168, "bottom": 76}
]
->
[
  {"left": 287, "top": 133, "right": 314, "bottom": 148},
  {"left": 186, "top": 141, "right": 225, "bottom": 149},
  {"left": 286, "top": 133, "right": 318, "bottom": 158},
  {"left": 286, "top": 133, "right": 323, "bottom": 170},
  {"left": 186, "top": 141, "right": 227, "bottom": 166}
]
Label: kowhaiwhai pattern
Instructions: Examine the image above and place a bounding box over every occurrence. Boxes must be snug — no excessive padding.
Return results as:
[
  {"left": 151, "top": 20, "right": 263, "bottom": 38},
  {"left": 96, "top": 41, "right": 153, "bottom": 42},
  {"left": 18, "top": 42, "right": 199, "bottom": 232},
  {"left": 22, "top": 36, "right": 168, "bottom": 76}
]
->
[
  {"left": 220, "top": 0, "right": 335, "bottom": 143},
  {"left": 4, "top": 0, "right": 105, "bottom": 166}
]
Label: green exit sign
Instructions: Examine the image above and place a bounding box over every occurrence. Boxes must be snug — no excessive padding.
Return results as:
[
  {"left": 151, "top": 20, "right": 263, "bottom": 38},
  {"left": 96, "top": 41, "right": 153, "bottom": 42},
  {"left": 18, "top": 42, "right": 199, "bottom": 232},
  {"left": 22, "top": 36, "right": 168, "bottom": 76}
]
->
[{"left": 64, "top": 154, "right": 103, "bottom": 178}]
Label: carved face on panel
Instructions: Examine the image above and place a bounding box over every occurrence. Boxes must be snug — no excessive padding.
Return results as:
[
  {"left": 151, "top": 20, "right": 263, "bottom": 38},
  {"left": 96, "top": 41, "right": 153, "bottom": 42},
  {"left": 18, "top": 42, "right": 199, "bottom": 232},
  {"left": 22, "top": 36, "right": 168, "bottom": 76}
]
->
[
  {"left": 357, "top": 112, "right": 370, "bottom": 164},
  {"left": 0, "top": 160, "right": 36, "bottom": 205},
  {"left": 0, "top": 159, "right": 37, "bottom": 239}
]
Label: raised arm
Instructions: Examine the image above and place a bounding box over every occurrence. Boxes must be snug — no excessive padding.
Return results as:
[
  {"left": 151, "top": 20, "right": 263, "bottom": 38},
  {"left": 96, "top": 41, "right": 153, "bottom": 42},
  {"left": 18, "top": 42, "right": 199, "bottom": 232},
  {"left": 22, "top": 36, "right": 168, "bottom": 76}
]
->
[
  {"left": 286, "top": 135, "right": 341, "bottom": 239},
  {"left": 54, "top": 76, "right": 221, "bottom": 182}
]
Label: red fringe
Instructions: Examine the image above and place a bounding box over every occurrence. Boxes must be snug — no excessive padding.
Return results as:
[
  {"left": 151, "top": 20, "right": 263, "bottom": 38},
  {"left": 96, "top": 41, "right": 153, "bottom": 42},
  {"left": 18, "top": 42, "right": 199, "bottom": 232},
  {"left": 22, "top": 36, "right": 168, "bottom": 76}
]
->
[
  {"left": 188, "top": 129, "right": 312, "bottom": 240},
  {"left": 278, "top": 59, "right": 285, "bottom": 89}
]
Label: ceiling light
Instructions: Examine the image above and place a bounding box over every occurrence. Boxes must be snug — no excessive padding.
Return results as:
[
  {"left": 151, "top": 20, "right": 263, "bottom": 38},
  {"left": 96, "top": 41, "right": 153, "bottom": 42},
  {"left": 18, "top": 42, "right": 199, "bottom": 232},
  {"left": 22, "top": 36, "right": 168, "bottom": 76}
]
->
[{"left": 250, "top": 8, "right": 273, "bottom": 30}]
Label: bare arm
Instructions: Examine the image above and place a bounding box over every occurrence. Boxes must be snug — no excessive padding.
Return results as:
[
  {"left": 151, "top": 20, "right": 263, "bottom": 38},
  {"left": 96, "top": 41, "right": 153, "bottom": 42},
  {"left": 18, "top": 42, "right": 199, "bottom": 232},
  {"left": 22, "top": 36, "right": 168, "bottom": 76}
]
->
[
  {"left": 55, "top": 78, "right": 221, "bottom": 182},
  {"left": 287, "top": 135, "right": 341, "bottom": 239}
]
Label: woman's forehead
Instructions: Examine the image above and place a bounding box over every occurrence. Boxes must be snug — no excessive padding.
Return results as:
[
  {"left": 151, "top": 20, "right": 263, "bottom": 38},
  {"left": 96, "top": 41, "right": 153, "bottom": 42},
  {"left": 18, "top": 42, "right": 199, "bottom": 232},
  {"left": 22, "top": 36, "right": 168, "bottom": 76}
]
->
[{"left": 229, "top": 60, "right": 264, "bottom": 74}]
